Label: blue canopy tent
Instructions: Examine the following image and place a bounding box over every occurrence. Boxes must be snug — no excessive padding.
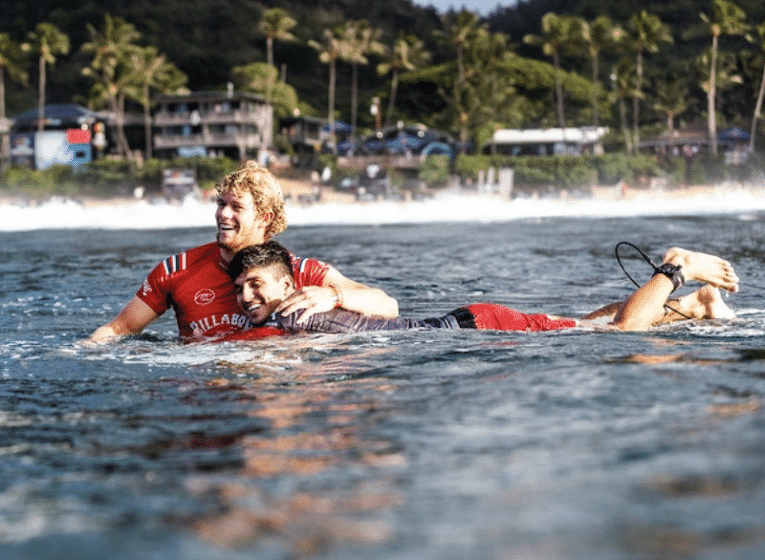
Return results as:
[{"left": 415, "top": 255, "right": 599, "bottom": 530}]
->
[{"left": 718, "top": 127, "right": 749, "bottom": 142}]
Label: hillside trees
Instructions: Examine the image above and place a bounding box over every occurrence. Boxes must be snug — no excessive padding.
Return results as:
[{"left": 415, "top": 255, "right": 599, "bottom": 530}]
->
[
  {"left": 258, "top": 8, "right": 297, "bottom": 110},
  {"left": 524, "top": 13, "right": 584, "bottom": 133},
  {"left": 6, "top": 0, "right": 765, "bottom": 162},
  {"left": 377, "top": 34, "right": 431, "bottom": 128},
  {"left": 436, "top": 10, "right": 485, "bottom": 151},
  {"left": 0, "top": 33, "right": 27, "bottom": 125},
  {"left": 700, "top": 0, "right": 749, "bottom": 156},
  {"left": 81, "top": 14, "right": 185, "bottom": 160},
  {"left": 126, "top": 45, "right": 188, "bottom": 159},
  {"left": 24, "top": 23, "right": 70, "bottom": 134},
  {"left": 340, "top": 20, "right": 385, "bottom": 144},
  {"left": 309, "top": 27, "right": 345, "bottom": 151},
  {"left": 575, "top": 16, "right": 622, "bottom": 130},
  {"left": 624, "top": 10, "right": 673, "bottom": 152},
  {"left": 231, "top": 63, "right": 299, "bottom": 117},
  {"left": 748, "top": 21, "right": 765, "bottom": 151}
]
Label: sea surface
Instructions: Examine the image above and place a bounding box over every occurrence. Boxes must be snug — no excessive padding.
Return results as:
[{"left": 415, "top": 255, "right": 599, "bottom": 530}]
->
[{"left": 1, "top": 193, "right": 765, "bottom": 559}]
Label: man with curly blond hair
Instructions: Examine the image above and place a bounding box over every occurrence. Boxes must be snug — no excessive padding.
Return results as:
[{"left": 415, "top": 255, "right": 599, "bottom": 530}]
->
[{"left": 88, "top": 162, "right": 398, "bottom": 343}]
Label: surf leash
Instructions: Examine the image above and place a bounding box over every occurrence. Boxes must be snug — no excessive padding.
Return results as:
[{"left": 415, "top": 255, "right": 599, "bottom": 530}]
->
[{"left": 614, "top": 241, "right": 692, "bottom": 320}]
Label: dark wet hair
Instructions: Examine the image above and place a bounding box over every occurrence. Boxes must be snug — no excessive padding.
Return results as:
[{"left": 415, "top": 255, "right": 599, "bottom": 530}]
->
[{"left": 227, "top": 240, "right": 293, "bottom": 282}]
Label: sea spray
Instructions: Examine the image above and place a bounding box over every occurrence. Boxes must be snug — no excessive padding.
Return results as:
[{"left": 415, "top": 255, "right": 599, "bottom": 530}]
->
[{"left": 2, "top": 185, "right": 765, "bottom": 231}]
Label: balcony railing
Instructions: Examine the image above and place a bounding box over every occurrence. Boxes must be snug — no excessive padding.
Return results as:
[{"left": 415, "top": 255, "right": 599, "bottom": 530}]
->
[
  {"left": 153, "top": 109, "right": 264, "bottom": 127},
  {"left": 154, "top": 131, "right": 264, "bottom": 149}
]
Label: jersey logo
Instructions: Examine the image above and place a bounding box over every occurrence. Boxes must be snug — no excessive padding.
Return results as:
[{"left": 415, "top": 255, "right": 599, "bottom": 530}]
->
[
  {"left": 162, "top": 252, "right": 187, "bottom": 276},
  {"left": 194, "top": 288, "right": 216, "bottom": 306}
]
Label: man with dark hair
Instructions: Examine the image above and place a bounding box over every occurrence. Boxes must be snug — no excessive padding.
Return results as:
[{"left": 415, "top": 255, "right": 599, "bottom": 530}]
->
[{"left": 222, "top": 241, "right": 739, "bottom": 340}]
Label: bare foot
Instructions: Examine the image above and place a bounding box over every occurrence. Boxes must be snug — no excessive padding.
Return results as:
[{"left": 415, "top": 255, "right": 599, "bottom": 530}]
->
[
  {"left": 663, "top": 247, "right": 739, "bottom": 292},
  {"left": 694, "top": 285, "right": 737, "bottom": 319},
  {"left": 665, "top": 285, "right": 736, "bottom": 323}
]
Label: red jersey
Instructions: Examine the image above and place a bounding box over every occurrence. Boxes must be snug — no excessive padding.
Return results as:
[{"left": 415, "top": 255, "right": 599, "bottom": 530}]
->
[{"left": 136, "top": 242, "right": 329, "bottom": 339}]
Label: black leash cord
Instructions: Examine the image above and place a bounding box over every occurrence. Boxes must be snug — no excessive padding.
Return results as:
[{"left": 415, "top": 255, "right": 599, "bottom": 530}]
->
[
  {"left": 614, "top": 241, "right": 693, "bottom": 320},
  {"left": 614, "top": 241, "right": 660, "bottom": 289}
]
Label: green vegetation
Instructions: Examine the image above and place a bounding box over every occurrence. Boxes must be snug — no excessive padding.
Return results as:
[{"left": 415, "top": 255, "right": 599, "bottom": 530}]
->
[
  {"left": 0, "top": 156, "right": 239, "bottom": 197},
  {"left": 2, "top": 0, "right": 765, "bottom": 193}
]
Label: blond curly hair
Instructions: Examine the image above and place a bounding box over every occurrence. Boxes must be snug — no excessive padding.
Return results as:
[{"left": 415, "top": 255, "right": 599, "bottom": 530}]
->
[{"left": 215, "top": 161, "right": 287, "bottom": 240}]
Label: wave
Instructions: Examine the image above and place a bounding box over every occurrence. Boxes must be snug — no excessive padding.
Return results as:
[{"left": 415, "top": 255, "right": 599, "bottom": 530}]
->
[{"left": 2, "top": 185, "right": 765, "bottom": 231}]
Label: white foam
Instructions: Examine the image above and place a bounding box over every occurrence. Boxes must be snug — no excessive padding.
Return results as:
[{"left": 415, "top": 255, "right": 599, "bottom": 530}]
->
[{"left": 2, "top": 186, "right": 765, "bottom": 231}]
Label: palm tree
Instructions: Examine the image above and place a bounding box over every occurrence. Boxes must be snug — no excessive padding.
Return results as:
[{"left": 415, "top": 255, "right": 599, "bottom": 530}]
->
[
  {"left": 81, "top": 14, "right": 141, "bottom": 159},
  {"left": 126, "top": 45, "right": 187, "bottom": 159},
  {"left": 24, "top": 23, "right": 70, "bottom": 134},
  {"left": 695, "top": 49, "right": 743, "bottom": 148},
  {"left": 377, "top": 34, "right": 431, "bottom": 128},
  {"left": 748, "top": 21, "right": 765, "bottom": 152},
  {"left": 258, "top": 8, "right": 297, "bottom": 112},
  {"left": 578, "top": 16, "right": 623, "bottom": 130},
  {"left": 524, "top": 13, "right": 582, "bottom": 134},
  {"left": 611, "top": 58, "right": 638, "bottom": 153},
  {"left": 309, "top": 27, "right": 344, "bottom": 152},
  {"left": 0, "top": 33, "right": 27, "bottom": 163},
  {"left": 232, "top": 62, "right": 299, "bottom": 116},
  {"left": 653, "top": 78, "right": 691, "bottom": 139},
  {"left": 625, "top": 10, "right": 673, "bottom": 151},
  {"left": 339, "top": 20, "right": 384, "bottom": 144},
  {"left": 474, "top": 30, "right": 511, "bottom": 142},
  {"left": 438, "top": 10, "right": 485, "bottom": 151},
  {"left": 259, "top": 8, "right": 296, "bottom": 69},
  {"left": 700, "top": 0, "right": 748, "bottom": 156}
]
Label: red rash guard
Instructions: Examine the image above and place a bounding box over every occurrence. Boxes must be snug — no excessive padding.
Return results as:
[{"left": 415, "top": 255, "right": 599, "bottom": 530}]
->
[{"left": 136, "top": 242, "right": 329, "bottom": 339}]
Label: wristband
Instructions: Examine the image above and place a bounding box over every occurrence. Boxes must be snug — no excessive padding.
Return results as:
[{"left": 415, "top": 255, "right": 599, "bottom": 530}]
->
[
  {"left": 329, "top": 285, "right": 344, "bottom": 308},
  {"left": 652, "top": 263, "right": 685, "bottom": 293}
]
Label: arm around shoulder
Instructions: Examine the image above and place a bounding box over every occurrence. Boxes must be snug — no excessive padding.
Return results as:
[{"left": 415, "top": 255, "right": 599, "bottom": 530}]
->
[{"left": 324, "top": 266, "right": 398, "bottom": 318}]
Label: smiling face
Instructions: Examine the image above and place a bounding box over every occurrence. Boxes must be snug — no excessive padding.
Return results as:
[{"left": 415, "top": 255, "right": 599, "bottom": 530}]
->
[
  {"left": 234, "top": 264, "right": 294, "bottom": 325},
  {"left": 215, "top": 189, "right": 271, "bottom": 260}
]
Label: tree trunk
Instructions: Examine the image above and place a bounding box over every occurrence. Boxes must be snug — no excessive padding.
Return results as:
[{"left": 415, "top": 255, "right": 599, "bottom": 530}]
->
[
  {"left": 144, "top": 84, "right": 152, "bottom": 160},
  {"left": 112, "top": 93, "right": 131, "bottom": 161},
  {"left": 328, "top": 59, "right": 336, "bottom": 153},
  {"left": 620, "top": 95, "right": 632, "bottom": 154},
  {"left": 351, "top": 62, "right": 358, "bottom": 144},
  {"left": 384, "top": 68, "right": 399, "bottom": 129},
  {"left": 708, "top": 35, "right": 719, "bottom": 157},
  {"left": 265, "top": 37, "right": 274, "bottom": 118},
  {"left": 632, "top": 51, "right": 643, "bottom": 154},
  {"left": 0, "top": 67, "right": 7, "bottom": 166},
  {"left": 37, "top": 55, "right": 46, "bottom": 134},
  {"left": 749, "top": 64, "right": 765, "bottom": 153},
  {"left": 553, "top": 52, "right": 566, "bottom": 148},
  {"left": 591, "top": 53, "right": 600, "bottom": 129},
  {"left": 0, "top": 66, "right": 5, "bottom": 120}
]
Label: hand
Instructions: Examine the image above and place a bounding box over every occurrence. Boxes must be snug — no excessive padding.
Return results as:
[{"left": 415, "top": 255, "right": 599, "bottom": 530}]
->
[{"left": 275, "top": 286, "right": 339, "bottom": 324}]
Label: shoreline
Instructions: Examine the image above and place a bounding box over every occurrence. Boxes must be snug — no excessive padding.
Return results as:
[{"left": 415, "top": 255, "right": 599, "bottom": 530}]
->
[{"left": 2, "top": 181, "right": 765, "bottom": 209}]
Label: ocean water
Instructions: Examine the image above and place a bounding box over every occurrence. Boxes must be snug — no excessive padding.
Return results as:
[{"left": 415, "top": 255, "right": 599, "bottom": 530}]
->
[{"left": 1, "top": 193, "right": 765, "bottom": 559}]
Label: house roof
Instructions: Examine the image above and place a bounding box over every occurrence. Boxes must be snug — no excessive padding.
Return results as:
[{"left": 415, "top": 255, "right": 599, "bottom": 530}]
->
[
  {"left": 11, "top": 104, "right": 100, "bottom": 130},
  {"left": 491, "top": 127, "right": 609, "bottom": 145}
]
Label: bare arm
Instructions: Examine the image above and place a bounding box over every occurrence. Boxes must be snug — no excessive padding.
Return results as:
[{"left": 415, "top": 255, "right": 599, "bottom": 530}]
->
[
  {"left": 612, "top": 247, "right": 739, "bottom": 331},
  {"left": 86, "top": 296, "right": 161, "bottom": 344},
  {"left": 611, "top": 274, "right": 676, "bottom": 331},
  {"left": 275, "top": 265, "right": 398, "bottom": 324}
]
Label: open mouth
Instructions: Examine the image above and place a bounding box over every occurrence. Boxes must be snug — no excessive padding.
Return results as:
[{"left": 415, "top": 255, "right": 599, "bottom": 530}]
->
[{"left": 244, "top": 301, "right": 264, "bottom": 315}]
